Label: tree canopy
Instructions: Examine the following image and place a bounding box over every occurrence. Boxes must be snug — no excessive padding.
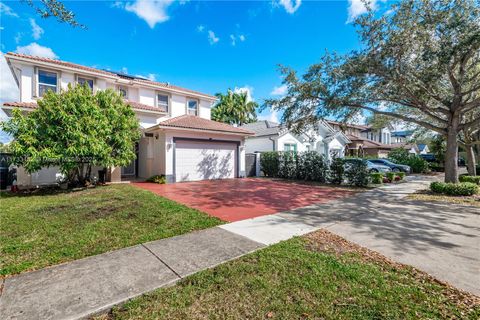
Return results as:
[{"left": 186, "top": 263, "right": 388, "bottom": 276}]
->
[
  {"left": 21, "top": 0, "right": 85, "bottom": 28},
  {"left": 265, "top": 0, "right": 480, "bottom": 183},
  {"left": 211, "top": 89, "right": 258, "bottom": 126},
  {"left": 1, "top": 84, "right": 140, "bottom": 186}
]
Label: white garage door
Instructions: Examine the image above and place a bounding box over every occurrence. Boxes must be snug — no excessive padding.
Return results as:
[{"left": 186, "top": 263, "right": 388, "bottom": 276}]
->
[{"left": 175, "top": 140, "right": 237, "bottom": 182}]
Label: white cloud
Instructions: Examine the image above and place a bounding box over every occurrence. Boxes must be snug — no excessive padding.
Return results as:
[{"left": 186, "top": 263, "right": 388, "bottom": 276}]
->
[
  {"left": 239, "top": 34, "right": 246, "bottom": 42},
  {"left": 197, "top": 25, "right": 205, "bottom": 32},
  {"left": 270, "top": 84, "right": 288, "bottom": 96},
  {"left": 347, "top": 0, "right": 377, "bottom": 23},
  {"left": 0, "top": 3, "right": 18, "bottom": 17},
  {"left": 137, "top": 73, "right": 157, "bottom": 81},
  {"left": 258, "top": 110, "right": 279, "bottom": 123},
  {"left": 230, "top": 34, "right": 236, "bottom": 46},
  {"left": 208, "top": 30, "right": 219, "bottom": 44},
  {"left": 0, "top": 51, "right": 20, "bottom": 105},
  {"left": 278, "top": 0, "right": 302, "bottom": 14},
  {"left": 124, "top": 0, "right": 174, "bottom": 28},
  {"left": 29, "top": 19, "right": 44, "bottom": 40},
  {"left": 234, "top": 86, "right": 254, "bottom": 102},
  {"left": 16, "top": 43, "right": 58, "bottom": 59}
]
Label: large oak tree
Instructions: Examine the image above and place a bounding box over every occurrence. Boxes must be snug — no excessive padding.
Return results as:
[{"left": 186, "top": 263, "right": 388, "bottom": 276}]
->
[{"left": 265, "top": 0, "right": 480, "bottom": 183}]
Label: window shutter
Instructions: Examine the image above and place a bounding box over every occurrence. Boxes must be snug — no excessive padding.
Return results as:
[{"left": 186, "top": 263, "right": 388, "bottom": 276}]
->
[{"left": 32, "top": 66, "right": 38, "bottom": 97}]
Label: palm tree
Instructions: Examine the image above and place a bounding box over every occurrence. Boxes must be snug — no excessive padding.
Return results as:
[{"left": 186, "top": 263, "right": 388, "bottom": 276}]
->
[{"left": 212, "top": 89, "right": 258, "bottom": 126}]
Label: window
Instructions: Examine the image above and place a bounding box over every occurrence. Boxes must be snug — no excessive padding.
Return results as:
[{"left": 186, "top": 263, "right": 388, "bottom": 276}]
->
[
  {"left": 157, "top": 93, "right": 169, "bottom": 112},
  {"left": 78, "top": 77, "right": 94, "bottom": 91},
  {"left": 118, "top": 86, "right": 128, "bottom": 99},
  {"left": 306, "top": 145, "right": 311, "bottom": 151},
  {"left": 284, "top": 143, "right": 297, "bottom": 152},
  {"left": 38, "top": 70, "right": 57, "bottom": 97},
  {"left": 187, "top": 99, "right": 198, "bottom": 116}
]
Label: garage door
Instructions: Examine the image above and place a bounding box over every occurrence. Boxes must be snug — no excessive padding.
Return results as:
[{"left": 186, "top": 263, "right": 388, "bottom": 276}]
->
[{"left": 175, "top": 140, "right": 237, "bottom": 182}]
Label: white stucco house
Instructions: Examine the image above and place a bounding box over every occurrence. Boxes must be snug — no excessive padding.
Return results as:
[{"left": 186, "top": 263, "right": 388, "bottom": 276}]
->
[
  {"left": 240, "top": 120, "right": 350, "bottom": 159},
  {"left": 2, "top": 52, "right": 254, "bottom": 186}
]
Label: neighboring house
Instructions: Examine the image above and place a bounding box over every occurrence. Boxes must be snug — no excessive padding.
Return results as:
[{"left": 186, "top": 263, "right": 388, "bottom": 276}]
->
[
  {"left": 241, "top": 120, "right": 350, "bottom": 159},
  {"left": 391, "top": 130, "right": 414, "bottom": 143},
  {"left": 346, "top": 134, "right": 394, "bottom": 158},
  {"left": 2, "top": 52, "right": 254, "bottom": 186},
  {"left": 391, "top": 143, "right": 420, "bottom": 155},
  {"left": 327, "top": 121, "right": 392, "bottom": 145},
  {"left": 417, "top": 144, "right": 430, "bottom": 155}
]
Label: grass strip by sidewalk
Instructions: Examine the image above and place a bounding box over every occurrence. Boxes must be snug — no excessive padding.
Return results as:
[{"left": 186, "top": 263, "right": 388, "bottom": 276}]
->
[
  {"left": 102, "top": 230, "right": 479, "bottom": 320},
  {"left": 0, "top": 185, "right": 222, "bottom": 276}
]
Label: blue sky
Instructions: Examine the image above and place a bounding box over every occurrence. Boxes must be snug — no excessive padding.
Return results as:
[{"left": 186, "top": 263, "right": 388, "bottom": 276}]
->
[{"left": 0, "top": 0, "right": 385, "bottom": 133}]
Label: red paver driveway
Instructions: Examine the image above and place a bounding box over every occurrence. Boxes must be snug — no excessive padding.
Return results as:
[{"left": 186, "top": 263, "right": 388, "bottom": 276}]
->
[{"left": 133, "top": 178, "right": 353, "bottom": 222}]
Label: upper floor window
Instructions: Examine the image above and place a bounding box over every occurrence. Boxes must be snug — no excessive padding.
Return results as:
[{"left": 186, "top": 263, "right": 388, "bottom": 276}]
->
[
  {"left": 187, "top": 99, "right": 198, "bottom": 116},
  {"left": 284, "top": 143, "right": 297, "bottom": 152},
  {"left": 118, "top": 86, "right": 128, "bottom": 99},
  {"left": 157, "top": 93, "right": 169, "bottom": 113},
  {"left": 38, "top": 70, "right": 57, "bottom": 97},
  {"left": 78, "top": 76, "right": 94, "bottom": 91}
]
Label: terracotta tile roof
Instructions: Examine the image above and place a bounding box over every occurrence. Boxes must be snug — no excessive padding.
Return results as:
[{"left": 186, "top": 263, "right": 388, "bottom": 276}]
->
[
  {"left": 2, "top": 100, "right": 166, "bottom": 114},
  {"left": 346, "top": 134, "right": 393, "bottom": 149},
  {"left": 157, "top": 115, "right": 254, "bottom": 135},
  {"left": 5, "top": 52, "right": 216, "bottom": 100}
]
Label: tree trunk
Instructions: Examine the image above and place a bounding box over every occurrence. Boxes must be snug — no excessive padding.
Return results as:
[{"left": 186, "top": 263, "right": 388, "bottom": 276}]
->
[
  {"left": 465, "top": 144, "right": 476, "bottom": 176},
  {"left": 444, "top": 128, "right": 459, "bottom": 183}
]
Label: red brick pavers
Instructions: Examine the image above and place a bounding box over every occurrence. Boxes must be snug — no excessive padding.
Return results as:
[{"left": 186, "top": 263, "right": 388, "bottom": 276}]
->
[{"left": 133, "top": 178, "right": 353, "bottom": 222}]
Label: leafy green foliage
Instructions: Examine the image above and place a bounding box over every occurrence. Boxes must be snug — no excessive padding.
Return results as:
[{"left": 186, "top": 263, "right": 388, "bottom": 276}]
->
[
  {"left": 297, "top": 151, "right": 328, "bottom": 182},
  {"left": 278, "top": 151, "right": 297, "bottom": 179},
  {"left": 429, "top": 135, "right": 446, "bottom": 166},
  {"left": 264, "top": 0, "right": 480, "bottom": 183},
  {"left": 430, "top": 182, "right": 479, "bottom": 196},
  {"left": 388, "top": 148, "right": 428, "bottom": 173},
  {"left": 146, "top": 175, "right": 166, "bottom": 184},
  {"left": 260, "top": 152, "right": 280, "bottom": 177},
  {"left": 21, "top": 0, "right": 85, "bottom": 28},
  {"left": 344, "top": 159, "right": 369, "bottom": 187},
  {"left": 1, "top": 84, "right": 141, "bottom": 186},
  {"left": 328, "top": 157, "right": 344, "bottom": 184},
  {"left": 386, "top": 172, "right": 396, "bottom": 182},
  {"left": 459, "top": 175, "right": 480, "bottom": 185},
  {"left": 370, "top": 172, "right": 383, "bottom": 184},
  {"left": 211, "top": 89, "right": 257, "bottom": 126},
  {"left": 397, "top": 172, "right": 406, "bottom": 180}
]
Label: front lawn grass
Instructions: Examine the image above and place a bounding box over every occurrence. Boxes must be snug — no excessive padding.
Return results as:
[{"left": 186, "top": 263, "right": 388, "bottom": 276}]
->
[
  {"left": 409, "top": 190, "right": 480, "bottom": 207},
  {"left": 0, "top": 185, "right": 221, "bottom": 276},
  {"left": 104, "top": 230, "right": 479, "bottom": 320}
]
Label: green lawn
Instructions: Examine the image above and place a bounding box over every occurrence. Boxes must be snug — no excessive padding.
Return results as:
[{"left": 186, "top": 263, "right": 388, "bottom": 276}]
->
[
  {"left": 104, "top": 230, "right": 479, "bottom": 320},
  {"left": 0, "top": 185, "right": 221, "bottom": 276}
]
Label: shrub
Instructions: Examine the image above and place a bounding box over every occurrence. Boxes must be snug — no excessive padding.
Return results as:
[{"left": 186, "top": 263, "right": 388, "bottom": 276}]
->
[
  {"left": 430, "top": 181, "right": 479, "bottom": 196},
  {"left": 370, "top": 172, "right": 383, "bottom": 184},
  {"left": 386, "top": 172, "right": 396, "bottom": 182},
  {"left": 345, "top": 159, "right": 369, "bottom": 187},
  {"left": 297, "top": 151, "right": 328, "bottom": 182},
  {"left": 397, "top": 172, "right": 406, "bottom": 180},
  {"left": 459, "top": 175, "right": 480, "bottom": 185},
  {"left": 278, "top": 151, "right": 298, "bottom": 179},
  {"left": 260, "top": 152, "right": 280, "bottom": 177},
  {"left": 383, "top": 176, "right": 390, "bottom": 183},
  {"left": 146, "top": 175, "right": 166, "bottom": 184},
  {"left": 329, "top": 157, "right": 344, "bottom": 185},
  {"left": 429, "top": 162, "right": 444, "bottom": 172},
  {"left": 388, "top": 148, "right": 428, "bottom": 173}
]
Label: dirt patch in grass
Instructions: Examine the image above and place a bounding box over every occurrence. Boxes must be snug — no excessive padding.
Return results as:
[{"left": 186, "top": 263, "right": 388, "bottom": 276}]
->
[{"left": 408, "top": 189, "right": 480, "bottom": 208}]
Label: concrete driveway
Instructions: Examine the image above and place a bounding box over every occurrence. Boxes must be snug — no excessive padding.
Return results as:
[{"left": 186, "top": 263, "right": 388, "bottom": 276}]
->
[
  {"left": 222, "top": 176, "right": 480, "bottom": 295},
  {"left": 133, "top": 178, "right": 353, "bottom": 222}
]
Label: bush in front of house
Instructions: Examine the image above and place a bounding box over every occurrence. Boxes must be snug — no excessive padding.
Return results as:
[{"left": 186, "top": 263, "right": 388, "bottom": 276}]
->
[
  {"left": 297, "top": 151, "right": 328, "bottom": 182},
  {"left": 397, "top": 172, "right": 406, "bottom": 180},
  {"left": 385, "top": 172, "right": 396, "bottom": 182},
  {"left": 370, "top": 172, "right": 383, "bottom": 184},
  {"left": 146, "top": 175, "right": 166, "bottom": 184},
  {"left": 260, "top": 152, "right": 280, "bottom": 177},
  {"left": 278, "top": 151, "right": 298, "bottom": 179},
  {"left": 344, "top": 159, "right": 370, "bottom": 187},
  {"left": 328, "top": 157, "right": 344, "bottom": 185},
  {"left": 430, "top": 181, "right": 479, "bottom": 196},
  {"left": 459, "top": 175, "right": 480, "bottom": 185},
  {"left": 388, "top": 148, "right": 429, "bottom": 173}
]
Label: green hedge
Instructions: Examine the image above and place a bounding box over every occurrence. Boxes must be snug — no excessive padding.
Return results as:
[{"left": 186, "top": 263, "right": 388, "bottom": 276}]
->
[
  {"left": 328, "top": 157, "right": 344, "bottom": 185},
  {"left": 260, "top": 152, "right": 280, "bottom": 177},
  {"left": 344, "top": 159, "right": 370, "bottom": 187},
  {"left": 459, "top": 175, "right": 480, "bottom": 185},
  {"left": 261, "top": 151, "right": 328, "bottom": 182},
  {"left": 388, "top": 148, "right": 429, "bottom": 173},
  {"left": 146, "top": 175, "right": 166, "bottom": 184},
  {"left": 370, "top": 172, "right": 383, "bottom": 184},
  {"left": 430, "top": 182, "right": 479, "bottom": 196}
]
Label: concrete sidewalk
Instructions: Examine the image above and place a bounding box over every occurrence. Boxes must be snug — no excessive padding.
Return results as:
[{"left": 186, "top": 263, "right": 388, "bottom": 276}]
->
[
  {"left": 222, "top": 174, "right": 480, "bottom": 295},
  {"left": 0, "top": 228, "right": 264, "bottom": 320}
]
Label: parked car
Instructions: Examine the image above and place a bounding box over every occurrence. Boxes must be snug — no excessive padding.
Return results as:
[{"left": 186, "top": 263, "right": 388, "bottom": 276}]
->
[
  {"left": 344, "top": 158, "right": 391, "bottom": 173},
  {"left": 420, "top": 154, "right": 466, "bottom": 166},
  {"left": 368, "top": 159, "right": 411, "bottom": 173}
]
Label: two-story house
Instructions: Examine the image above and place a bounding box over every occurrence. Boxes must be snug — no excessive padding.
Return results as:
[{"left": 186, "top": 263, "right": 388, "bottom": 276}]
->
[
  {"left": 241, "top": 120, "right": 350, "bottom": 159},
  {"left": 2, "top": 52, "right": 253, "bottom": 186}
]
